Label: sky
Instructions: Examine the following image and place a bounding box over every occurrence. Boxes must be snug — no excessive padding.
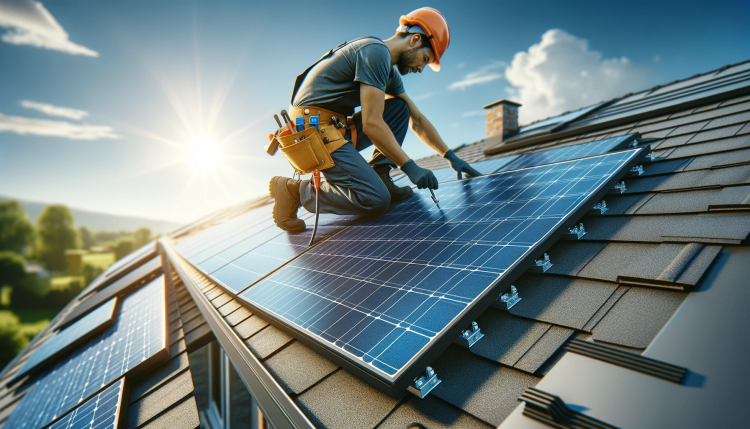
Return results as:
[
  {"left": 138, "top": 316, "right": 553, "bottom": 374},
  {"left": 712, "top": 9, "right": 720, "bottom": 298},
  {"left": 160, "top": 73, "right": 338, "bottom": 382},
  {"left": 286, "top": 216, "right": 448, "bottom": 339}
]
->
[{"left": 0, "top": 0, "right": 748, "bottom": 225}]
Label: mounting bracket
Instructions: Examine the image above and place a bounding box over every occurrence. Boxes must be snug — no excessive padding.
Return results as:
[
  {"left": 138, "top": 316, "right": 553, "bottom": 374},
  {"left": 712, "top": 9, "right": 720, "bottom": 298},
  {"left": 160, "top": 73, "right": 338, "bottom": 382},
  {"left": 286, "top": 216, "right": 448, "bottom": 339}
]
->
[
  {"left": 608, "top": 181, "right": 627, "bottom": 194},
  {"left": 407, "top": 366, "right": 441, "bottom": 399},
  {"left": 528, "top": 254, "right": 552, "bottom": 273},
  {"left": 588, "top": 200, "right": 608, "bottom": 215},
  {"left": 628, "top": 165, "right": 645, "bottom": 176},
  {"left": 493, "top": 285, "right": 521, "bottom": 310},
  {"left": 562, "top": 223, "right": 586, "bottom": 240},
  {"left": 452, "top": 321, "right": 484, "bottom": 348}
]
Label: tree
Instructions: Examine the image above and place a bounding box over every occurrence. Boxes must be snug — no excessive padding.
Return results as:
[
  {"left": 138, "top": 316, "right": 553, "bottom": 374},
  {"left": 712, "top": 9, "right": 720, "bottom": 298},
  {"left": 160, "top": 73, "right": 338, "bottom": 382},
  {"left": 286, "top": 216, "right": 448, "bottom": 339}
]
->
[
  {"left": 0, "top": 200, "right": 35, "bottom": 254},
  {"left": 0, "top": 312, "right": 25, "bottom": 369},
  {"left": 35, "top": 205, "right": 80, "bottom": 272},
  {"left": 0, "top": 251, "right": 27, "bottom": 289},
  {"left": 79, "top": 226, "right": 94, "bottom": 250},
  {"left": 132, "top": 227, "right": 152, "bottom": 248},
  {"left": 112, "top": 238, "right": 134, "bottom": 261}
]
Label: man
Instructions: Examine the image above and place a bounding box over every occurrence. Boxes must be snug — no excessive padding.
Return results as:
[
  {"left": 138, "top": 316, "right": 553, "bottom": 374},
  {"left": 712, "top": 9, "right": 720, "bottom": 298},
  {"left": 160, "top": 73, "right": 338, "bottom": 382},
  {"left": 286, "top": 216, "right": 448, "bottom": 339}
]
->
[{"left": 269, "top": 7, "right": 480, "bottom": 232}]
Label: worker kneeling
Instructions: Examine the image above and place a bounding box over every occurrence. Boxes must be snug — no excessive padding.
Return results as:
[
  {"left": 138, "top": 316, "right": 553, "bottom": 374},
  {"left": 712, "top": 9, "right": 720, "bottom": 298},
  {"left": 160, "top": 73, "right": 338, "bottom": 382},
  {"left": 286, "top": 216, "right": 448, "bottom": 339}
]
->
[{"left": 270, "top": 7, "right": 480, "bottom": 232}]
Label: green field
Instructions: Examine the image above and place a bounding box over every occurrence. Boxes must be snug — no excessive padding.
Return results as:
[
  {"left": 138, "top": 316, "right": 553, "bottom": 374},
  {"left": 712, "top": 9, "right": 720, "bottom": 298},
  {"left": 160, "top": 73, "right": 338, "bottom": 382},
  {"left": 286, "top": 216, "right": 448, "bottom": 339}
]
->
[{"left": 82, "top": 252, "right": 115, "bottom": 270}]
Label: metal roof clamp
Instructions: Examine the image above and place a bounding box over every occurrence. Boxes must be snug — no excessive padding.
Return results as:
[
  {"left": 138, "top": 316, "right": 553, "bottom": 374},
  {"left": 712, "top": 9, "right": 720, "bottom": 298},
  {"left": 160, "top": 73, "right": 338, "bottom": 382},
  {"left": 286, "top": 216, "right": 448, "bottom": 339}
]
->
[
  {"left": 408, "top": 366, "right": 441, "bottom": 398},
  {"left": 453, "top": 321, "right": 484, "bottom": 348},
  {"left": 562, "top": 223, "right": 586, "bottom": 240},
  {"left": 528, "top": 254, "right": 552, "bottom": 273},
  {"left": 628, "top": 165, "right": 645, "bottom": 176},
  {"left": 493, "top": 285, "right": 521, "bottom": 310},
  {"left": 609, "top": 181, "right": 627, "bottom": 194},
  {"left": 588, "top": 200, "right": 608, "bottom": 215},
  {"left": 646, "top": 151, "right": 663, "bottom": 162},
  {"left": 631, "top": 137, "right": 658, "bottom": 148}
]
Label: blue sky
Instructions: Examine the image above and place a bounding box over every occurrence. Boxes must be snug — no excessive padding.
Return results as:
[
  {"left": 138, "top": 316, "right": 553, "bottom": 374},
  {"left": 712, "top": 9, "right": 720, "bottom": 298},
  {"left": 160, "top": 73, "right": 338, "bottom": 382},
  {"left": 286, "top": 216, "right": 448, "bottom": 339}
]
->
[{"left": 0, "top": 0, "right": 748, "bottom": 224}]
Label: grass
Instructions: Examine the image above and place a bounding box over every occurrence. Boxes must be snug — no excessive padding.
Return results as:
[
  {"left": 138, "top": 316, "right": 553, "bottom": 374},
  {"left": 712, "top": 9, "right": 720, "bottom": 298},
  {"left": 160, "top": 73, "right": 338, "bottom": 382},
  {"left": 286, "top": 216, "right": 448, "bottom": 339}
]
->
[
  {"left": 50, "top": 276, "right": 85, "bottom": 291},
  {"left": 82, "top": 253, "right": 115, "bottom": 270}
]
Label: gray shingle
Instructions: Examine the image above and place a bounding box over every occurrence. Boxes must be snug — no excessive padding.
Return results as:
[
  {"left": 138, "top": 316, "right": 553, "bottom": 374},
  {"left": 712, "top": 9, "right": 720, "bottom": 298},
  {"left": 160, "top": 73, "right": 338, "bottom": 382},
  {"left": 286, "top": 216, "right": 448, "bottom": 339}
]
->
[
  {"left": 233, "top": 315, "right": 268, "bottom": 339},
  {"left": 138, "top": 396, "right": 200, "bottom": 429},
  {"left": 681, "top": 147, "right": 750, "bottom": 170},
  {"left": 245, "top": 325, "right": 294, "bottom": 360},
  {"left": 129, "top": 353, "right": 190, "bottom": 403},
  {"left": 583, "top": 286, "right": 629, "bottom": 332},
  {"left": 514, "top": 326, "right": 574, "bottom": 374},
  {"left": 431, "top": 346, "right": 540, "bottom": 426},
  {"left": 470, "top": 310, "right": 550, "bottom": 366},
  {"left": 592, "top": 287, "right": 686, "bottom": 348},
  {"left": 265, "top": 341, "right": 338, "bottom": 394},
  {"left": 544, "top": 241, "right": 607, "bottom": 276},
  {"left": 225, "top": 306, "right": 252, "bottom": 327},
  {"left": 218, "top": 299, "right": 241, "bottom": 316},
  {"left": 379, "top": 396, "right": 492, "bottom": 429},
  {"left": 686, "top": 123, "right": 744, "bottom": 144},
  {"left": 581, "top": 214, "right": 750, "bottom": 244},
  {"left": 296, "top": 370, "right": 399, "bottom": 429},
  {"left": 510, "top": 275, "right": 619, "bottom": 330},
  {"left": 126, "top": 370, "right": 195, "bottom": 429},
  {"left": 666, "top": 134, "right": 750, "bottom": 159}
]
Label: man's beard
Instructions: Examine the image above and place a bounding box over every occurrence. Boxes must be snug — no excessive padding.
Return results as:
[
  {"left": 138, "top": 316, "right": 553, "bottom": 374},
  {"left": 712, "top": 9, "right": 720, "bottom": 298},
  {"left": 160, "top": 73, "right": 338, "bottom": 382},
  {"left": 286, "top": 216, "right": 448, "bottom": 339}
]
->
[{"left": 396, "top": 48, "right": 421, "bottom": 75}]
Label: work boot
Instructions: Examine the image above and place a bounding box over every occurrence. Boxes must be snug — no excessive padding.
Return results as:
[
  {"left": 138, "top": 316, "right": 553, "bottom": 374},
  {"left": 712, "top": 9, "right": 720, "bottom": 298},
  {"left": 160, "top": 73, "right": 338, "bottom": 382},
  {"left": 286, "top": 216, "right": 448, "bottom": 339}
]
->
[
  {"left": 373, "top": 165, "right": 413, "bottom": 204},
  {"left": 269, "top": 176, "right": 306, "bottom": 233}
]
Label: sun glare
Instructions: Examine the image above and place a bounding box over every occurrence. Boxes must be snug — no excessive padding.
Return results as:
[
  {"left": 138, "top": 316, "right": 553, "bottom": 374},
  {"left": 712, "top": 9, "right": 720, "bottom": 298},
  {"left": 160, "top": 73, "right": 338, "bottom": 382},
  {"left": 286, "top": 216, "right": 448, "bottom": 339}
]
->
[{"left": 187, "top": 136, "right": 221, "bottom": 170}]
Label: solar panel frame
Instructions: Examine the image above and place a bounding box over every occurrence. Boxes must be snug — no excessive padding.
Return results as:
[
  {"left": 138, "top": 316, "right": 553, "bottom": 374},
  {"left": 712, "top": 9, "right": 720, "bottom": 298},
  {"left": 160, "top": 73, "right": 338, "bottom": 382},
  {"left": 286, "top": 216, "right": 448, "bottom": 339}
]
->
[
  {"left": 238, "top": 148, "right": 648, "bottom": 396},
  {"left": 11, "top": 297, "right": 118, "bottom": 384},
  {"left": 46, "top": 378, "right": 125, "bottom": 429}
]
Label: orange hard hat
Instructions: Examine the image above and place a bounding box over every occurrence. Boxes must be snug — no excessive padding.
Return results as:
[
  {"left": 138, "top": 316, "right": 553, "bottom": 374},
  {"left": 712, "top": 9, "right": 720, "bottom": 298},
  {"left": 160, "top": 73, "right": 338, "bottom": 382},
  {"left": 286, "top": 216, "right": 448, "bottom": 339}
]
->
[{"left": 399, "top": 7, "right": 450, "bottom": 72}]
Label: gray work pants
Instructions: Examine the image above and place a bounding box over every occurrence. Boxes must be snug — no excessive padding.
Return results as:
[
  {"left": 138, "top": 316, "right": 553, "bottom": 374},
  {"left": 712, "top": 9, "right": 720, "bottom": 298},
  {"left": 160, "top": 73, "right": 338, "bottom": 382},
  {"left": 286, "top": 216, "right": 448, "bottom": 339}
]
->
[{"left": 299, "top": 98, "right": 410, "bottom": 216}]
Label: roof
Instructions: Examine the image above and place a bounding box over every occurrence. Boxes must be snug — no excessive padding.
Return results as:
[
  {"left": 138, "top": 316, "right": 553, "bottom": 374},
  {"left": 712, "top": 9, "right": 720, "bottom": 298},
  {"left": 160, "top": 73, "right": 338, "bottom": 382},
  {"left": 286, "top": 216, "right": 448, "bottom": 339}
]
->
[{"left": 3, "top": 59, "right": 750, "bottom": 429}]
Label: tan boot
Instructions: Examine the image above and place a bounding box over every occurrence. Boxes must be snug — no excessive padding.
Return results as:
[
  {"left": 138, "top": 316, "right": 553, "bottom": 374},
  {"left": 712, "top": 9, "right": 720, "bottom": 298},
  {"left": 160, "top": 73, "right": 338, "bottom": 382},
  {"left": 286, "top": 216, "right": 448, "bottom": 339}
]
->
[{"left": 269, "top": 176, "right": 306, "bottom": 232}]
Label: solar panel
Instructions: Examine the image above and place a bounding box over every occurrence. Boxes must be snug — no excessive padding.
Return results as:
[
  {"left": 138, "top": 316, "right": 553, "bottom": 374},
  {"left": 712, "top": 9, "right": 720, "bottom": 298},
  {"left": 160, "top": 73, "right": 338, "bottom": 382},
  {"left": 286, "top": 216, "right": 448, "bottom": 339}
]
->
[
  {"left": 499, "top": 134, "right": 636, "bottom": 172},
  {"left": 12, "top": 298, "right": 118, "bottom": 383},
  {"left": 57, "top": 256, "right": 163, "bottom": 329},
  {"left": 47, "top": 378, "right": 124, "bottom": 429},
  {"left": 239, "top": 149, "right": 646, "bottom": 394},
  {"left": 393, "top": 134, "right": 636, "bottom": 187},
  {"left": 81, "top": 242, "right": 158, "bottom": 296},
  {"left": 5, "top": 276, "right": 167, "bottom": 429}
]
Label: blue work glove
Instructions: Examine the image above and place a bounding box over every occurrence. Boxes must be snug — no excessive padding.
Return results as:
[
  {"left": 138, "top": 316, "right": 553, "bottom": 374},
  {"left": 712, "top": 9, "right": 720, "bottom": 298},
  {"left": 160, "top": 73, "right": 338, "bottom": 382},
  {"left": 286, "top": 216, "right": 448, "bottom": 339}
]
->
[
  {"left": 444, "top": 150, "right": 481, "bottom": 179},
  {"left": 401, "top": 160, "right": 438, "bottom": 190}
]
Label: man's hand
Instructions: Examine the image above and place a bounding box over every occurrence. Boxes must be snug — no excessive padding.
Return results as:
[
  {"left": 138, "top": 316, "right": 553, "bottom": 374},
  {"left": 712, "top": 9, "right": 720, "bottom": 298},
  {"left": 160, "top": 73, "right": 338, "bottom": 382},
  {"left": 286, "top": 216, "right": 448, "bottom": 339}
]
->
[
  {"left": 444, "top": 150, "right": 481, "bottom": 178},
  {"left": 401, "top": 160, "right": 438, "bottom": 190}
]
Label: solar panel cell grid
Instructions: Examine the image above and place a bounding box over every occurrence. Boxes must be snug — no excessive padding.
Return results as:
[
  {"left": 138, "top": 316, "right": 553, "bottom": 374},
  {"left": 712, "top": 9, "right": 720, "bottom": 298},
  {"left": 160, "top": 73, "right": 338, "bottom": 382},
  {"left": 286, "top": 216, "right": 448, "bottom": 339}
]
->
[
  {"left": 240, "top": 149, "right": 643, "bottom": 387},
  {"left": 47, "top": 378, "right": 124, "bottom": 429},
  {"left": 14, "top": 297, "right": 118, "bottom": 381},
  {"left": 5, "top": 276, "right": 166, "bottom": 429}
]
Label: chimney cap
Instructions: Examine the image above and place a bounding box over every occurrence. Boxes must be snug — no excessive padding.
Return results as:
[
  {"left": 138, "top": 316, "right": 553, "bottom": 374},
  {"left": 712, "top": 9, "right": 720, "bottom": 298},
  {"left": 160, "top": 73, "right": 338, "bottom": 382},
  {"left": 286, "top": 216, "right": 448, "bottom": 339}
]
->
[{"left": 483, "top": 99, "right": 522, "bottom": 109}]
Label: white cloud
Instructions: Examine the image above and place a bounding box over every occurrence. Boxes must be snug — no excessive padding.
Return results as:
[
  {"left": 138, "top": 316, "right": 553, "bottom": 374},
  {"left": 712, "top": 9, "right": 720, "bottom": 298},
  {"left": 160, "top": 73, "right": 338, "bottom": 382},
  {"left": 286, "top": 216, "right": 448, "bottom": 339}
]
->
[
  {"left": 461, "top": 110, "right": 484, "bottom": 118},
  {"left": 448, "top": 61, "right": 506, "bottom": 91},
  {"left": 0, "top": 113, "right": 120, "bottom": 140},
  {"left": 411, "top": 93, "right": 435, "bottom": 101},
  {"left": 21, "top": 100, "right": 89, "bottom": 120},
  {"left": 0, "top": 0, "right": 98, "bottom": 56},
  {"left": 504, "top": 29, "right": 653, "bottom": 124}
]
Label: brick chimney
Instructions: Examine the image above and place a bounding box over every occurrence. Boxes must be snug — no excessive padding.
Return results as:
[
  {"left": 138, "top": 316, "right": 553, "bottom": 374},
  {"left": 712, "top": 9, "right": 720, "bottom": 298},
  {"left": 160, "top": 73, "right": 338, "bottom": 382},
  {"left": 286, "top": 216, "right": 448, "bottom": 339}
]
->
[{"left": 483, "top": 99, "right": 521, "bottom": 139}]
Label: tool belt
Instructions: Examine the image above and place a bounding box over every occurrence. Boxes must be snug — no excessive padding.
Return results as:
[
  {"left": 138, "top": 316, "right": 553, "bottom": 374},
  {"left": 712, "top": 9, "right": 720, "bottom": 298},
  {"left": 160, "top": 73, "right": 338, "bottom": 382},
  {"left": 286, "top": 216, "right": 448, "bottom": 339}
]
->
[{"left": 268, "top": 106, "right": 350, "bottom": 175}]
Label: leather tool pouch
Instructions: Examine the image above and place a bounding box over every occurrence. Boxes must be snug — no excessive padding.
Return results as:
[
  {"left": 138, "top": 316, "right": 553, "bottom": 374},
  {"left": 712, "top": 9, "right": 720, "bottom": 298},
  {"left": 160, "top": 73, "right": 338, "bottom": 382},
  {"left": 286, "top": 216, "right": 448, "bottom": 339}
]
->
[{"left": 278, "top": 127, "right": 337, "bottom": 175}]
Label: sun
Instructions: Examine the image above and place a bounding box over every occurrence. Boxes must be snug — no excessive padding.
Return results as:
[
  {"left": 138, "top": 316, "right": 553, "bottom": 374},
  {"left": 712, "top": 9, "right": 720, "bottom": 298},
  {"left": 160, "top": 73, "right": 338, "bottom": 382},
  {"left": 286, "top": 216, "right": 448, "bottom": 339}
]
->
[{"left": 186, "top": 136, "right": 221, "bottom": 170}]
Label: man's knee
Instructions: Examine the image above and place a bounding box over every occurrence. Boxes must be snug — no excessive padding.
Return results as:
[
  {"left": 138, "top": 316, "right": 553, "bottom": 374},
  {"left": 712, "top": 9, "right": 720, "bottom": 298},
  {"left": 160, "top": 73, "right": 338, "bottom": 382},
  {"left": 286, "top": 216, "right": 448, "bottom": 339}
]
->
[
  {"left": 368, "top": 187, "right": 391, "bottom": 216},
  {"left": 387, "top": 97, "right": 409, "bottom": 119}
]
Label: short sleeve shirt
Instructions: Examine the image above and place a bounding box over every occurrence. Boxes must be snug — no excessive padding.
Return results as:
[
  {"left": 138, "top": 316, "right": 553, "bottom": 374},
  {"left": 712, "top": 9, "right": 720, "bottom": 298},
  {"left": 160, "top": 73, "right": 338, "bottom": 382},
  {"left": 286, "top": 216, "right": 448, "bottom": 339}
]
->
[{"left": 292, "top": 37, "right": 405, "bottom": 117}]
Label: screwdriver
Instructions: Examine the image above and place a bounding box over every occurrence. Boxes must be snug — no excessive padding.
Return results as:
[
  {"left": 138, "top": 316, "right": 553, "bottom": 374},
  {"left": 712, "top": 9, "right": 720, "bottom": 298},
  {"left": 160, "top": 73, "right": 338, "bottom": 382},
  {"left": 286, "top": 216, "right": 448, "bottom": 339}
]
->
[{"left": 429, "top": 189, "right": 440, "bottom": 208}]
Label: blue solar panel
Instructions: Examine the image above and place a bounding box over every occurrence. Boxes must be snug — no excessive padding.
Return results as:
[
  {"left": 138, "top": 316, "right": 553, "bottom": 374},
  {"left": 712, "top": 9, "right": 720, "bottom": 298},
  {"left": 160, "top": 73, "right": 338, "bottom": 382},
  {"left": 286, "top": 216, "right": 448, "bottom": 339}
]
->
[
  {"left": 499, "top": 135, "right": 635, "bottom": 172},
  {"left": 239, "top": 149, "right": 644, "bottom": 389},
  {"left": 6, "top": 276, "right": 167, "bottom": 429},
  {"left": 47, "top": 378, "right": 124, "bottom": 429},
  {"left": 13, "top": 298, "right": 117, "bottom": 382},
  {"left": 393, "top": 135, "right": 635, "bottom": 187}
]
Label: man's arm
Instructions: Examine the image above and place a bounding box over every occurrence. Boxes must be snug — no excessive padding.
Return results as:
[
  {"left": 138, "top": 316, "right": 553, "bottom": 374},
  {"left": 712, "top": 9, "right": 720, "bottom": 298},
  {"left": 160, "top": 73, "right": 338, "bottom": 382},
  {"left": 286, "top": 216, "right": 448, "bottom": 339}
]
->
[
  {"left": 361, "top": 84, "right": 438, "bottom": 189},
  {"left": 360, "top": 84, "right": 411, "bottom": 166},
  {"left": 395, "top": 92, "right": 450, "bottom": 156},
  {"left": 395, "top": 92, "right": 481, "bottom": 178}
]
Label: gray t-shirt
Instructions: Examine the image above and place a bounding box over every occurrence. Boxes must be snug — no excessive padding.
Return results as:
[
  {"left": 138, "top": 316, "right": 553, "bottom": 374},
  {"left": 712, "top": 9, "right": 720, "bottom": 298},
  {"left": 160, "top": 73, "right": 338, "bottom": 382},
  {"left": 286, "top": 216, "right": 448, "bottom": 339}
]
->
[{"left": 292, "top": 37, "right": 405, "bottom": 117}]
